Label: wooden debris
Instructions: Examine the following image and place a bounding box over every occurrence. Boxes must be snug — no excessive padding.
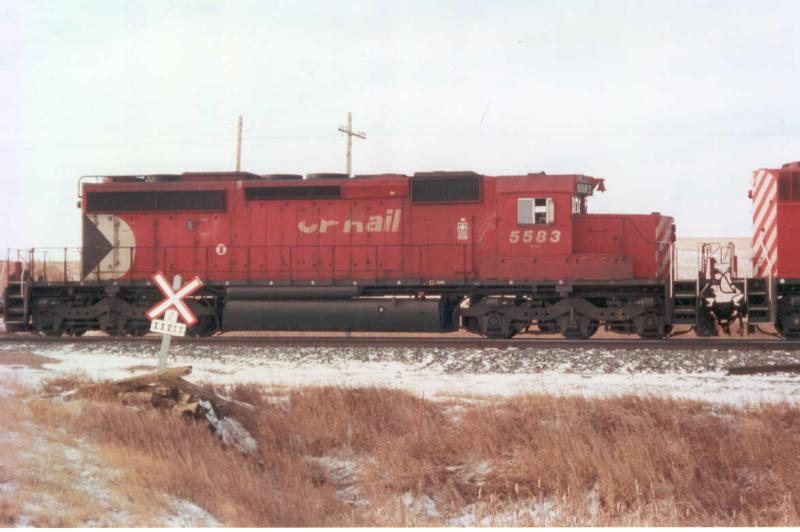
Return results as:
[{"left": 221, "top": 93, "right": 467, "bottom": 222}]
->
[
  {"left": 67, "top": 366, "right": 259, "bottom": 459},
  {"left": 74, "top": 366, "right": 231, "bottom": 413}
]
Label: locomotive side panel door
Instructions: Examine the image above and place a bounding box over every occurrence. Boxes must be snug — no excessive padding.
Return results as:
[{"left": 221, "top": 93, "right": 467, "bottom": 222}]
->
[
  {"left": 156, "top": 213, "right": 178, "bottom": 277},
  {"left": 452, "top": 214, "right": 474, "bottom": 276},
  {"left": 246, "top": 199, "right": 268, "bottom": 281},
  {"left": 203, "top": 186, "right": 235, "bottom": 280},
  {"left": 315, "top": 199, "right": 339, "bottom": 283},
  {"left": 408, "top": 206, "right": 471, "bottom": 283},
  {"left": 229, "top": 189, "right": 249, "bottom": 282},
  {"left": 293, "top": 200, "right": 319, "bottom": 281},
  {"left": 207, "top": 211, "right": 233, "bottom": 280},
  {"left": 373, "top": 200, "right": 405, "bottom": 280},
  {"left": 267, "top": 203, "right": 288, "bottom": 279},
  {"left": 332, "top": 202, "right": 354, "bottom": 280},
  {"left": 344, "top": 200, "right": 391, "bottom": 281},
  {"left": 174, "top": 213, "right": 193, "bottom": 276},
  {"left": 471, "top": 189, "right": 498, "bottom": 283},
  {"left": 572, "top": 216, "right": 624, "bottom": 254}
]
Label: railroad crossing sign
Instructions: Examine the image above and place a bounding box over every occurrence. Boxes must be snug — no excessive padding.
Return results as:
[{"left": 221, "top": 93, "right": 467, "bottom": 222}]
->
[
  {"left": 145, "top": 271, "right": 204, "bottom": 326},
  {"left": 145, "top": 272, "right": 204, "bottom": 371}
]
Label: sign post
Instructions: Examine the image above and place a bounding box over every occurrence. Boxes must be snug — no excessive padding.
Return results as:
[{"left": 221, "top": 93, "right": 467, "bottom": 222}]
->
[{"left": 145, "top": 272, "right": 204, "bottom": 371}]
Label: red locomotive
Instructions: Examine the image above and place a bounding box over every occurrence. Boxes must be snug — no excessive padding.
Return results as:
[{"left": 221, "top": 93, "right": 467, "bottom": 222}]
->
[
  {"left": 2, "top": 162, "right": 798, "bottom": 339},
  {"left": 748, "top": 161, "right": 800, "bottom": 336}
]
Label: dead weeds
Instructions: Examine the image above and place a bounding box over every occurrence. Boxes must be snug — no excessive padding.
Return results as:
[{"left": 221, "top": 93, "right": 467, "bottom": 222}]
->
[{"left": 10, "top": 377, "right": 800, "bottom": 526}]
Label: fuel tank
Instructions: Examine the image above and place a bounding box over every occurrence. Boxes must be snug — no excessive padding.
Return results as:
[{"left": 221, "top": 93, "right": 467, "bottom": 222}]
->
[{"left": 222, "top": 298, "right": 456, "bottom": 332}]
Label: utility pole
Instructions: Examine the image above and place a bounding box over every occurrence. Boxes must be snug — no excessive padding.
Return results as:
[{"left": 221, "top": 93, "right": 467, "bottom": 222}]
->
[
  {"left": 337, "top": 112, "right": 366, "bottom": 177},
  {"left": 235, "top": 115, "right": 243, "bottom": 172}
]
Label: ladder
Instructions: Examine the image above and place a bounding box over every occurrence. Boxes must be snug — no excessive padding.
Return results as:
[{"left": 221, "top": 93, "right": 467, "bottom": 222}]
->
[
  {"left": 671, "top": 279, "right": 698, "bottom": 324},
  {"left": 745, "top": 277, "right": 771, "bottom": 323},
  {"left": 2, "top": 280, "right": 28, "bottom": 332}
]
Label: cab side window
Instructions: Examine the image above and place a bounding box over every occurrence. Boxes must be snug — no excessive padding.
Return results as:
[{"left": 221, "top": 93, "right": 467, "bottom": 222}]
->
[
  {"left": 517, "top": 197, "right": 554, "bottom": 224},
  {"left": 572, "top": 196, "right": 582, "bottom": 214}
]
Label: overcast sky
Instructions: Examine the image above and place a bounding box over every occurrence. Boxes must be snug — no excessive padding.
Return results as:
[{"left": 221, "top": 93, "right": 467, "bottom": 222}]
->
[{"left": 1, "top": 0, "right": 798, "bottom": 249}]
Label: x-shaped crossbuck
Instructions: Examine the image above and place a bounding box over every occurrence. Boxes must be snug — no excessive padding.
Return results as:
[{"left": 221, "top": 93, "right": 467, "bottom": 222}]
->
[{"left": 145, "top": 271, "right": 204, "bottom": 326}]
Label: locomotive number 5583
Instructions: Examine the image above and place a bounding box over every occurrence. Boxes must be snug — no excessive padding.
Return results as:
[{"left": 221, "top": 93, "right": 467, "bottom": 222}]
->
[{"left": 508, "top": 229, "right": 561, "bottom": 244}]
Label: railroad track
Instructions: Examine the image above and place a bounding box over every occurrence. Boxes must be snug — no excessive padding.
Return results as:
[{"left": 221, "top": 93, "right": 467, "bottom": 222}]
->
[{"left": 1, "top": 334, "right": 800, "bottom": 351}]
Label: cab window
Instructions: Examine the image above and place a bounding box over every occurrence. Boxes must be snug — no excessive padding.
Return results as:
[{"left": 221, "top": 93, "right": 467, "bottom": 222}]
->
[
  {"left": 572, "top": 196, "right": 582, "bottom": 214},
  {"left": 517, "top": 197, "right": 554, "bottom": 224}
]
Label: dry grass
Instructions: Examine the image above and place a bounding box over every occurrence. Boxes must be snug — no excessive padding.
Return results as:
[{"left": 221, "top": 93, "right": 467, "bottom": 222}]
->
[
  {"left": 0, "top": 378, "right": 219, "bottom": 527},
  {"left": 18, "top": 380, "right": 800, "bottom": 526},
  {"left": 0, "top": 394, "right": 27, "bottom": 527}
]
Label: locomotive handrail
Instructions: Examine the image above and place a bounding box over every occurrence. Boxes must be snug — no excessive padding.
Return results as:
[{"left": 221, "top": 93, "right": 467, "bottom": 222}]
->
[
  {"left": 19, "top": 243, "right": 474, "bottom": 285},
  {"left": 16, "top": 241, "right": 690, "bottom": 287},
  {"left": 12, "top": 240, "right": 697, "bottom": 288},
  {"left": 76, "top": 175, "right": 107, "bottom": 204}
]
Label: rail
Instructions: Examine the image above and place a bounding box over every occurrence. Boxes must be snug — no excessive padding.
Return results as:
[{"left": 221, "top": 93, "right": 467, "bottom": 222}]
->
[{"left": 0, "top": 334, "right": 798, "bottom": 351}]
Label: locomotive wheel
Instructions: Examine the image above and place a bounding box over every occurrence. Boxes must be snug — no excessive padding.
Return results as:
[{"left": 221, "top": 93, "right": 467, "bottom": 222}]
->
[
  {"left": 35, "top": 312, "right": 63, "bottom": 337},
  {"left": 559, "top": 315, "right": 598, "bottom": 340},
  {"left": 635, "top": 312, "right": 667, "bottom": 339},
  {"left": 776, "top": 312, "right": 800, "bottom": 339},
  {"left": 123, "top": 320, "right": 150, "bottom": 337},
  {"left": 480, "top": 312, "right": 519, "bottom": 339}
]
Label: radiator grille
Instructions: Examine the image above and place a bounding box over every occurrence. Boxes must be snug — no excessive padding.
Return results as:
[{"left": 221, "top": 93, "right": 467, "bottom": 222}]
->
[
  {"left": 410, "top": 174, "right": 482, "bottom": 203},
  {"left": 244, "top": 186, "right": 341, "bottom": 200},
  {"left": 85, "top": 190, "right": 227, "bottom": 212}
]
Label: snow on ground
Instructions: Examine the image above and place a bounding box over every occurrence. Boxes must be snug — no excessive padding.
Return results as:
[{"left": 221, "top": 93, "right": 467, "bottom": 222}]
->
[
  {"left": 0, "top": 361, "right": 220, "bottom": 528},
  {"left": 162, "top": 498, "right": 219, "bottom": 528},
  {"left": 1, "top": 341, "right": 798, "bottom": 406},
  {"left": 15, "top": 433, "right": 132, "bottom": 527},
  {"left": 447, "top": 497, "right": 561, "bottom": 527},
  {"left": 0, "top": 364, "right": 49, "bottom": 389},
  {"left": 311, "top": 451, "right": 371, "bottom": 506},
  {"left": 9, "top": 427, "right": 218, "bottom": 528}
]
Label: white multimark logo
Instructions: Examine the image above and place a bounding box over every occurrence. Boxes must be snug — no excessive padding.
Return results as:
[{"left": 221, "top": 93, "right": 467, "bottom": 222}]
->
[{"left": 298, "top": 209, "right": 402, "bottom": 234}]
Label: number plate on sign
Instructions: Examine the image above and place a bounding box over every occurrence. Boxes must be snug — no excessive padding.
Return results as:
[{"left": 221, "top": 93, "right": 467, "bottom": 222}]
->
[
  {"left": 149, "top": 308, "right": 187, "bottom": 337},
  {"left": 150, "top": 319, "right": 187, "bottom": 337}
]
